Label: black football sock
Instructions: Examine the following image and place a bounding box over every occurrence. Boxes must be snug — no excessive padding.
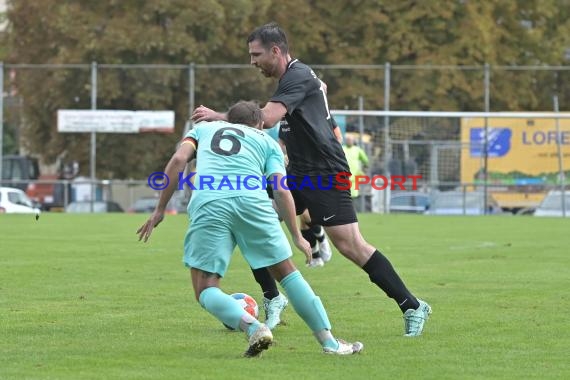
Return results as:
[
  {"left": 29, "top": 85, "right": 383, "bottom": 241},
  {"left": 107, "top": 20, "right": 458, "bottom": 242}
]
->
[
  {"left": 301, "top": 228, "right": 319, "bottom": 258},
  {"left": 251, "top": 267, "right": 279, "bottom": 300},
  {"left": 310, "top": 224, "right": 326, "bottom": 243},
  {"left": 362, "top": 250, "right": 420, "bottom": 313}
]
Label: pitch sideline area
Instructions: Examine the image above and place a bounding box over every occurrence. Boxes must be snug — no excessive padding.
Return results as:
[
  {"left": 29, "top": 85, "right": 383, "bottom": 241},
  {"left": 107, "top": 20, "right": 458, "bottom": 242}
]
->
[{"left": 1, "top": 213, "right": 567, "bottom": 379}]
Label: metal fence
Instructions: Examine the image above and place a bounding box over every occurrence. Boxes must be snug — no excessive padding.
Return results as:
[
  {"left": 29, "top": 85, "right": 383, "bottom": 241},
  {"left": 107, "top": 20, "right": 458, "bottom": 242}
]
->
[
  {"left": 334, "top": 110, "right": 569, "bottom": 215},
  {"left": 1, "top": 63, "right": 570, "bottom": 215}
]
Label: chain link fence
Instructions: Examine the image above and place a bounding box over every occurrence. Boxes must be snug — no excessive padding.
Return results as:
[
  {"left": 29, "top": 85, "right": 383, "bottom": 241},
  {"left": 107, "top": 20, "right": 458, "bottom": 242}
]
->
[{"left": 1, "top": 63, "right": 569, "bottom": 214}]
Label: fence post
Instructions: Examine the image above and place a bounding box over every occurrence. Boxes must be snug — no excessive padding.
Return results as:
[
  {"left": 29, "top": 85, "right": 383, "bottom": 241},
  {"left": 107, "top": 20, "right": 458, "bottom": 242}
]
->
[
  {"left": 0, "top": 61, "right": 4, "bottom": 183},
  {"left": 358, "top": 96, "right": 365, "bottom": 211},
  {"left": 184, "top": 62, "right": 195, "bottom": 137},
  {"left": 90, "top": 61, "right": 97, "bottom": 212},
  {"left": 63, "top": 179, "right": 69, "bottom": 209},
  {"left": 383, "top": 62, "right": 391, "bottom": 214},
  {"left": 181, "top": 63, "right": 196, "bottom": 202},
  {"left": 429, "top": 142, "right": 438, "bottom": 190},
  {"left": 483, "top": 63, "right": 490, "bottom": 214},
  {"left": 553, "top": 95, "right": 566, "bottom": 217}
]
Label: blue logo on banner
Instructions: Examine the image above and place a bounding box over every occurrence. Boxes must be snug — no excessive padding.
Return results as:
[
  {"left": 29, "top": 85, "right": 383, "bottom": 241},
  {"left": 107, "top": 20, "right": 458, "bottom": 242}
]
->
[{"left": 470, "top": 128, "right": 512, "bottom": 157}]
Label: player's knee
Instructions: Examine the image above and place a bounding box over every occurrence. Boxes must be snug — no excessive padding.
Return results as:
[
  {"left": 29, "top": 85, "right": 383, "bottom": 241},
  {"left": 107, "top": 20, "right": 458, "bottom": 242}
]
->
[
  {"left": 332, "top": 238, "right": 356, "bottom": 256},
  {"left": 270, "top": 259, "right": 297, "bottom": 282},
  {"left": 331, "top": 237, "right": 372, "bottom": 266}
]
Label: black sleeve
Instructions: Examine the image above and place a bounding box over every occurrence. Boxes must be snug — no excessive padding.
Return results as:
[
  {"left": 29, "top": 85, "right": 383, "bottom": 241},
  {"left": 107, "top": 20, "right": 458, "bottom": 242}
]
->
[{"left": 271, "top": 67, "right": 319, "bottom": 113}]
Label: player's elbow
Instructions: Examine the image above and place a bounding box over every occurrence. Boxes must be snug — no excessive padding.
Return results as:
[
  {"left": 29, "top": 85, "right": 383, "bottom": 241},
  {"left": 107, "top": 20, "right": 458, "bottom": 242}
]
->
[
  {"left": 171, "top": 151, "right": 190, "bottom": 167},
  {"left": 272, "top": 186, "right": 287, "bottom": 198},
  {"left": 272, "top": 186, "right": 293, "bottom": 205}
]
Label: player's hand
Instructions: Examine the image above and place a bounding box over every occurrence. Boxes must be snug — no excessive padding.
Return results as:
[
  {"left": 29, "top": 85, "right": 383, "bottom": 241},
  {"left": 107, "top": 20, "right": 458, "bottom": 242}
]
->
[
  {"left": 136, "top": 212, "right": 164, "bottom": 242},
  {"left": 292, "top": 234, "right": 312, "bottom": 264},
  {"left": 191, "top": 105, "right": 218, "bottom": 123}
]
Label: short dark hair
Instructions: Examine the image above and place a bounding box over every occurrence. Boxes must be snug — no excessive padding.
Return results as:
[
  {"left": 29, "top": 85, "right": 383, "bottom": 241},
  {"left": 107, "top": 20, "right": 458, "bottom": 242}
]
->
[
  {"left": 247, "top": 22, "right": 288, "bottom": 54},
  {"left": 227, "top": 101, "right": 263, "bottom": 128}
]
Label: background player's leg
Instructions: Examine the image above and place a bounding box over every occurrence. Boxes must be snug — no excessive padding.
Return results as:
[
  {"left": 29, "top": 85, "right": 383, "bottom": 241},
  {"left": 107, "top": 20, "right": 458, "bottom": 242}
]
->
[
  {"left": 310, "top": 224, "right": 333, "bottom": 262},
  {"left": 250, "top": 266, "right": 288, "bottom": 330}
]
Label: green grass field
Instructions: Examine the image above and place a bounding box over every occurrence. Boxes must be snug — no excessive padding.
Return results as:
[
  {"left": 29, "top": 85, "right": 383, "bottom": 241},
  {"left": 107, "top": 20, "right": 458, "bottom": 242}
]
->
[{"left": 1, "top": 213, "right": 568, "bottom": 380}]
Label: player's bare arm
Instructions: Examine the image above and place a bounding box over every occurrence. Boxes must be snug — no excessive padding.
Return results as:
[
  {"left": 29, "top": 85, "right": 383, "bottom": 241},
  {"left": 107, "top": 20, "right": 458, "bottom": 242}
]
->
[
  {"left": 191, "top": 105, "right": 228, "bottom": 123},
  {"left": 261, "top": 101, "right": 287, "bottom": 129},
  {"left": 192, "top": 101, "right": 285, "bottom": 129},
  {"left": 277, "top": 138, "right": 289, "bottom": 167},
  {"left": 137, "top": 142, "right": 196, "bottom": 242}
]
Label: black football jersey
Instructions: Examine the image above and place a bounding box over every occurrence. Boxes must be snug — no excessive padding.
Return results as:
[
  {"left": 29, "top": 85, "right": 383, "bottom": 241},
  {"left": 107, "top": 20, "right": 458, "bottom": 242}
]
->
[{"left": 272, "top": 59, "right": 349, "bottom": 176}]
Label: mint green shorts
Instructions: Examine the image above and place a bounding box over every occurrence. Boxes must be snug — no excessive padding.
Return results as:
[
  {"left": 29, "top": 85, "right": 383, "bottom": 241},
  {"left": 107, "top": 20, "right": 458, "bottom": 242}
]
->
[{"left": 183, "top": 196, "right": 292, "bottom": 277}]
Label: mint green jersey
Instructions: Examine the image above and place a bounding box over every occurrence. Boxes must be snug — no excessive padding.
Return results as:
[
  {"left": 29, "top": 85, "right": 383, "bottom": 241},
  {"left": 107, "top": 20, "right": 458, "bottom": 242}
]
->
[{"left": 184, "top": 121, "right": 286, "bottom": 212}]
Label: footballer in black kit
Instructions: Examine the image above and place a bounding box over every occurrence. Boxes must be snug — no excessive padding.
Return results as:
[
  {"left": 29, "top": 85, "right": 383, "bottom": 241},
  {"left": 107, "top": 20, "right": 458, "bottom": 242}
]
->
[
  {"left": 192, "top": 22, "right": 431, "bottom": 337},
  {"left": 272, "top": 59, "right": 356, "bottom": 226}
]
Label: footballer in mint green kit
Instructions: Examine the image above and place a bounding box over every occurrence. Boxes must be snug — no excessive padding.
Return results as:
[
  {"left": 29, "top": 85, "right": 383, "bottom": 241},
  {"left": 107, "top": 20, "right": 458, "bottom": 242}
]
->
[
  {"left": 183, "top": 120, "right": 292, "bottom": 276},
  {"left": 137, "top": 101, "right": 364, "bottom": 357}
]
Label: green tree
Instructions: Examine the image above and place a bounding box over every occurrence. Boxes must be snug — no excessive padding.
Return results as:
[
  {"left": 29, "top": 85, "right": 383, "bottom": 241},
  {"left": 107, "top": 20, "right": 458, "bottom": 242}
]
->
[
  {"left": 4, "top": 0, "right": 569, "bottom": 178},
  {"left": 4, "top": 0, "right": 270, "bottom": 177}
]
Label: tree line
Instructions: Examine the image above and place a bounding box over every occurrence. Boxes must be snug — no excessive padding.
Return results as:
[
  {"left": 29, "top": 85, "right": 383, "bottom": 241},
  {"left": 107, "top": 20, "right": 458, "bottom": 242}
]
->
[{"left": 1, "top": 0, "right": 569, "bottom": 178}]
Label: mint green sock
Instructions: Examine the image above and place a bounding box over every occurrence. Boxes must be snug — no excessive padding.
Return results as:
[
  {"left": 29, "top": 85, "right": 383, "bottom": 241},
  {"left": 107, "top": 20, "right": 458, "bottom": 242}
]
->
[
  {"left": 315, "top": 329, "right": 340, "bottom": 350},
  {"left": 280, "top": 270, "right": 332, "bottom": 332},
  {"left": 199, "top": 287, "right": 258, "bottom": 332}
]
